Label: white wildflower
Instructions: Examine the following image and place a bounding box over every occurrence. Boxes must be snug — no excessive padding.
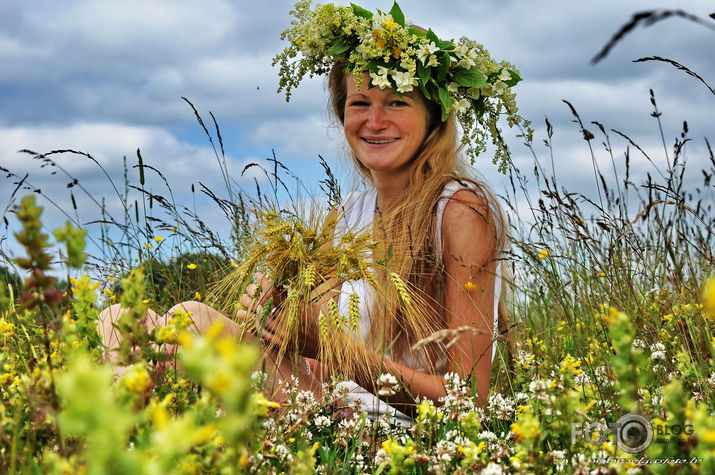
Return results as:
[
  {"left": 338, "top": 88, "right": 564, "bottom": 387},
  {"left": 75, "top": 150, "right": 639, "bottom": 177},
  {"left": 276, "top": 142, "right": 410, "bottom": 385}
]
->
[
  {"left": 313, "top": 415, "right": 331, "bottom": 429},
  {"left": 574, "top": 370, "right": 591, "bottom": 387},
  {"left": 487, "top": 393, "right": 515, "bottom": 420},
  {"left": 375, "top": 448, "right": 390, "bottom": 466},
  {"left": 514, "top": 392, "right": 529, "bottom": 403},
  {"left": 650, "top": 342, "right": 666, "bottom": 361},
  {"left": 251, "top": 370, "right": 267, "bottom": 390},
  {"left": 274, "top": 444, "right": 293, "bottom": 463},
  {"left": 632, "top": 339, "right": 646, "bottom": 350},
  {"left": 552, "top": 450, "right": 567, "bottom": 471},
  {"left": 377, "top": 372, "right": 400, "bottom": 396},
  {"left": 482, "top": 463, "right": 506, "bottom": 475}
]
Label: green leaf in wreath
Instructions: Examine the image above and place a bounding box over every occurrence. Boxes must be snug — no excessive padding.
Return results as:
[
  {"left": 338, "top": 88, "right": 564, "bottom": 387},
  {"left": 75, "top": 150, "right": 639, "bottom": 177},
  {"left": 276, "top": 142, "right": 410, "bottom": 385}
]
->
[
  {"left": 327, "top": 38, "right": 351, "bottom": 56},
  {"left": 471, "top": 97, "right": 486, "bottom": 117},
  {"left": 426, "top": 28, "right": 439, "bottom": 43},
  {"left": 417, "top": 61, "right": 430, "bottom": 87},
  {"left": 437, "top": 52, "right": 451, "bottom": 81},
  {"left": 438, "top": 86, "right": 453, "bottom": 112},
  {"left": 418, "top": 81, "right": 431, "bottom": 100},
  {"left": 389, "top": 2, "right": 405, "bottom": 26},
  {"left": 437, "top": 40, "right": 454, "bottom": 51},
  {"left": 504, "top": 69, "right": 522, "bottom": 87},
  {"left": 453, "top": 67, "right": 487, "bottom": 88},
  {"left": 351, "top": 3, "right": 373, "bottom": 19},
  {"left": 408, "top": 27, "right": 426, "bottom": 37}
]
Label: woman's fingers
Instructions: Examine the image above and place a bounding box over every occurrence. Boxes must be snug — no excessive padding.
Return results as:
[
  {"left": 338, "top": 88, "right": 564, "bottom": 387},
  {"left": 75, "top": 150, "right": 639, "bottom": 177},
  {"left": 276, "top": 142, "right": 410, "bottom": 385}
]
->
[
  {"left": 255, "top": 272, "right": 281, "bottom": 307},
  {"left": 239, "top": 293, "right": 255, "bottom": 310}
]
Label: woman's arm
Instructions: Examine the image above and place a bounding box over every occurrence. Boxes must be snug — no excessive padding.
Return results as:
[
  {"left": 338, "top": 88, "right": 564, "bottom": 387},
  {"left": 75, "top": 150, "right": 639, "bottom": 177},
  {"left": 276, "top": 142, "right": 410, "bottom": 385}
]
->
[{"left": 440, "top": 189, "right": 498, "bottom": 404}]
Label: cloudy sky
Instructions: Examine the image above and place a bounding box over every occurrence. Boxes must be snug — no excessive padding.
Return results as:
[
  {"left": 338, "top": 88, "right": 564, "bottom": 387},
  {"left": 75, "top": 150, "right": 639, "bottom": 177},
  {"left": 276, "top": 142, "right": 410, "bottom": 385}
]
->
[{"left": 1, "top": 0, "right": 713, "bottom": 269}]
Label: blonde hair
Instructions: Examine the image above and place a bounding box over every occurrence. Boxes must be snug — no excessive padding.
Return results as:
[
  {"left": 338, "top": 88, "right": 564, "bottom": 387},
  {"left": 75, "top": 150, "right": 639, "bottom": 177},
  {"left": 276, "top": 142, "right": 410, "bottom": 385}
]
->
[{"left": 328, "top": 62, "right": 511, "bottom": 374}]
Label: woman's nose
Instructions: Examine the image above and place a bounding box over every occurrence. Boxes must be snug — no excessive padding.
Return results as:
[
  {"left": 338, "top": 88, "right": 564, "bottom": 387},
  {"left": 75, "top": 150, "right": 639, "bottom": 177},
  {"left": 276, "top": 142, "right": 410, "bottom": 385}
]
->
[{"left": 365, "top": 105, "right": 388, "bottom": 130}]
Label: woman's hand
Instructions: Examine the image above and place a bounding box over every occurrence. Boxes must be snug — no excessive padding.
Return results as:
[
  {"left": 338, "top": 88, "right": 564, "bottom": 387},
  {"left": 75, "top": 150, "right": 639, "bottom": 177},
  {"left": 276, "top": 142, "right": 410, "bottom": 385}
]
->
[
  {"left": 236, "top": 272, "right": 341, "bottom": 360},
  {"left": 236, "top": 272, "right": 282, "bottom": 336}
]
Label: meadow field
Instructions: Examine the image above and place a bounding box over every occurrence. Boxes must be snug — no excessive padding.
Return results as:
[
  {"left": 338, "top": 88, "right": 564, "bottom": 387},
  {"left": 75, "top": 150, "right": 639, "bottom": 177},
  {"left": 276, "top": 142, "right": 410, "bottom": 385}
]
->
[{"left": 1, "top": 14, "right": 714, "bottom": 475}]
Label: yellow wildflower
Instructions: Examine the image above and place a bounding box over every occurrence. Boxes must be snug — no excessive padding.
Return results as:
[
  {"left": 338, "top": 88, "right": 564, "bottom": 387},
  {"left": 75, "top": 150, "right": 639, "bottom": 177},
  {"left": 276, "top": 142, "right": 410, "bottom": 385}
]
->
[
  {"left": 256, "top": 399, "right": 281, "bottom": 409},
  {"left": 195, "top": 291, "right": 202, "bottom": 301},
  {"left": 154, "top": 236, "right": 164, "bottom": 243},
  {"left": 144, "top": 242, "right": 153, "bottom": 249},
  {"left": 538, "top": 249, "right": 549, "bottom": 258},
  {"left": 122, "top": 366, "right": 151, "bottom": 394},
  {"left": 187, "top": 263, "right": 197, "bottom": 270},
  {"left": 156, "top": 326, "right": 177, "bottom": 344},
  {"left": 103, "top": 289, "right": 113, "bottom": 295},
  {"left": 464, "top": 281, "right": 477, "bottom": 292},
  {"left": 383, "top": 16, "right": 398, "bottom": 32}
]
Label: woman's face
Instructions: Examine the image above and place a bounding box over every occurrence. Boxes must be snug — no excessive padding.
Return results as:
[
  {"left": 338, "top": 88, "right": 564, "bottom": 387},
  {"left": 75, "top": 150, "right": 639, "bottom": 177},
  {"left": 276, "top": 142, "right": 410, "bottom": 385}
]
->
[{"left": 343, "top": 73, "right": 430, "bottom": 181}]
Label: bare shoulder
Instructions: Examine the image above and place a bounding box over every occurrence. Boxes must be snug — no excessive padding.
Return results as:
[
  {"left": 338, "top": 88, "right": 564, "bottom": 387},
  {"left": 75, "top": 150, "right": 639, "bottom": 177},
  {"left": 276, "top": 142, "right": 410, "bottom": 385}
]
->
[{"left": 441, "top": 188, "right": 498, "bottom": 261}]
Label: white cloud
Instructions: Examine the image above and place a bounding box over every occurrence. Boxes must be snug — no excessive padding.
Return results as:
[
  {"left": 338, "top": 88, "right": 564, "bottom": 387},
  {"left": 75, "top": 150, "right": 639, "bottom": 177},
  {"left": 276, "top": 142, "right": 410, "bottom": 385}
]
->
[{"left": 252, "top": 115, "right": 334, "bottom": 160}]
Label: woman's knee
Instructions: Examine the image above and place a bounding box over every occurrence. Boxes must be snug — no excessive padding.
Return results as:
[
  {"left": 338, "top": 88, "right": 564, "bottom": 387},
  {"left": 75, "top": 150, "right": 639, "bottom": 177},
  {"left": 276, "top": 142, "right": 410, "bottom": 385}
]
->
[
  {"left": 167, "top": 301, "right": 220, "bottom": 332},
  {"left": 97, "top": 303, "right": 125, "bottom": 324}
]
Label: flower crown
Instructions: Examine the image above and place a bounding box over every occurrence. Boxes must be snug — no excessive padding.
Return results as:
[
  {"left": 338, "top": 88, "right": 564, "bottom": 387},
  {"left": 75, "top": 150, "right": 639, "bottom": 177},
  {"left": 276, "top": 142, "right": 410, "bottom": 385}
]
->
[{"left": 273, "top": 1, "right": 531, "bottom": 169}]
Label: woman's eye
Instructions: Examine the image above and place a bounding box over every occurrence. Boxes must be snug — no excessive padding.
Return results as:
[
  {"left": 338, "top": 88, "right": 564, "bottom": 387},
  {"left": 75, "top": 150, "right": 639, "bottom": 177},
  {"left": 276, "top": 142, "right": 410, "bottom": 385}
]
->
[
  {"left": 390, "top": 100, "right": 408, "bottom": 107},
  {"left": 349, "top": 101, "right": 369, "bottom": 107}
]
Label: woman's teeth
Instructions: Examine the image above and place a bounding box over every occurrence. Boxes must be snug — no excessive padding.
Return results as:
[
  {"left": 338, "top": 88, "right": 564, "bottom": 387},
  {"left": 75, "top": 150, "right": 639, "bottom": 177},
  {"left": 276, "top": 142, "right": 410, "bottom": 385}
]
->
[{"left": 364, "top": 138, "right": 398, "bottom": 144}]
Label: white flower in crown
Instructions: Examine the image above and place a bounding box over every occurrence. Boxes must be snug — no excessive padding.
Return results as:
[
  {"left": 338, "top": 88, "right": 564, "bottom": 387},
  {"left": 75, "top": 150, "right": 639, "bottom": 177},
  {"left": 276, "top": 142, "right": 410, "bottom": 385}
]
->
[
  {"left": 426, "top": 54, "right": 438, "bottom": 67},
  {"left": 399, "top": 57, "right": 416, "bottom": 73},
  {"left": 498, "top": 69, "right": 512, "bottom": 81},
  {"left": 493, "top": 80, "right": 507, "bottom": 96},
  {"left": 372, "top": 13, "right": 391, "bottom": 32},
  {"left": 457, "top": 56, "right": 476, "bottom": 69},
  {"left": 392, "top": 70, "right": 418, "bottom": 93},
  {"left": 370, "top": 69, "right": 391, "bottom": 89},
  {"left": 453, "top": 98, "right": 470, "bottom": 115},
  {"left": 416, "top": 41, "right": 438, "bottom": 64},
  {"left": 454, "top": 43, "right": 469, "bottom": 57},
  {"left": 447, "top": 81, "right": 459, "bottom": 94}
]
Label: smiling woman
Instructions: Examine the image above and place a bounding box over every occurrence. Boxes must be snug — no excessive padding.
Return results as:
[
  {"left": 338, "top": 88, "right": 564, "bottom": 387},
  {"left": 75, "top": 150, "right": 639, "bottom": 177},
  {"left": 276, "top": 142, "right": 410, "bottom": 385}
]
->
[{"left": 96, "top": 0, "right": 524, "bottom": 425}]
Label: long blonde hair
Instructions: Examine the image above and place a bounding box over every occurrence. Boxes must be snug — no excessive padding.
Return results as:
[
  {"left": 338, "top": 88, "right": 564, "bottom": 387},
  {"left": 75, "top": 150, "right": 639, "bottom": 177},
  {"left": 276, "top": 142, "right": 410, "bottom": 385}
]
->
[{"left": 328, "top": 63, "right": 511, "bottom": 375}]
